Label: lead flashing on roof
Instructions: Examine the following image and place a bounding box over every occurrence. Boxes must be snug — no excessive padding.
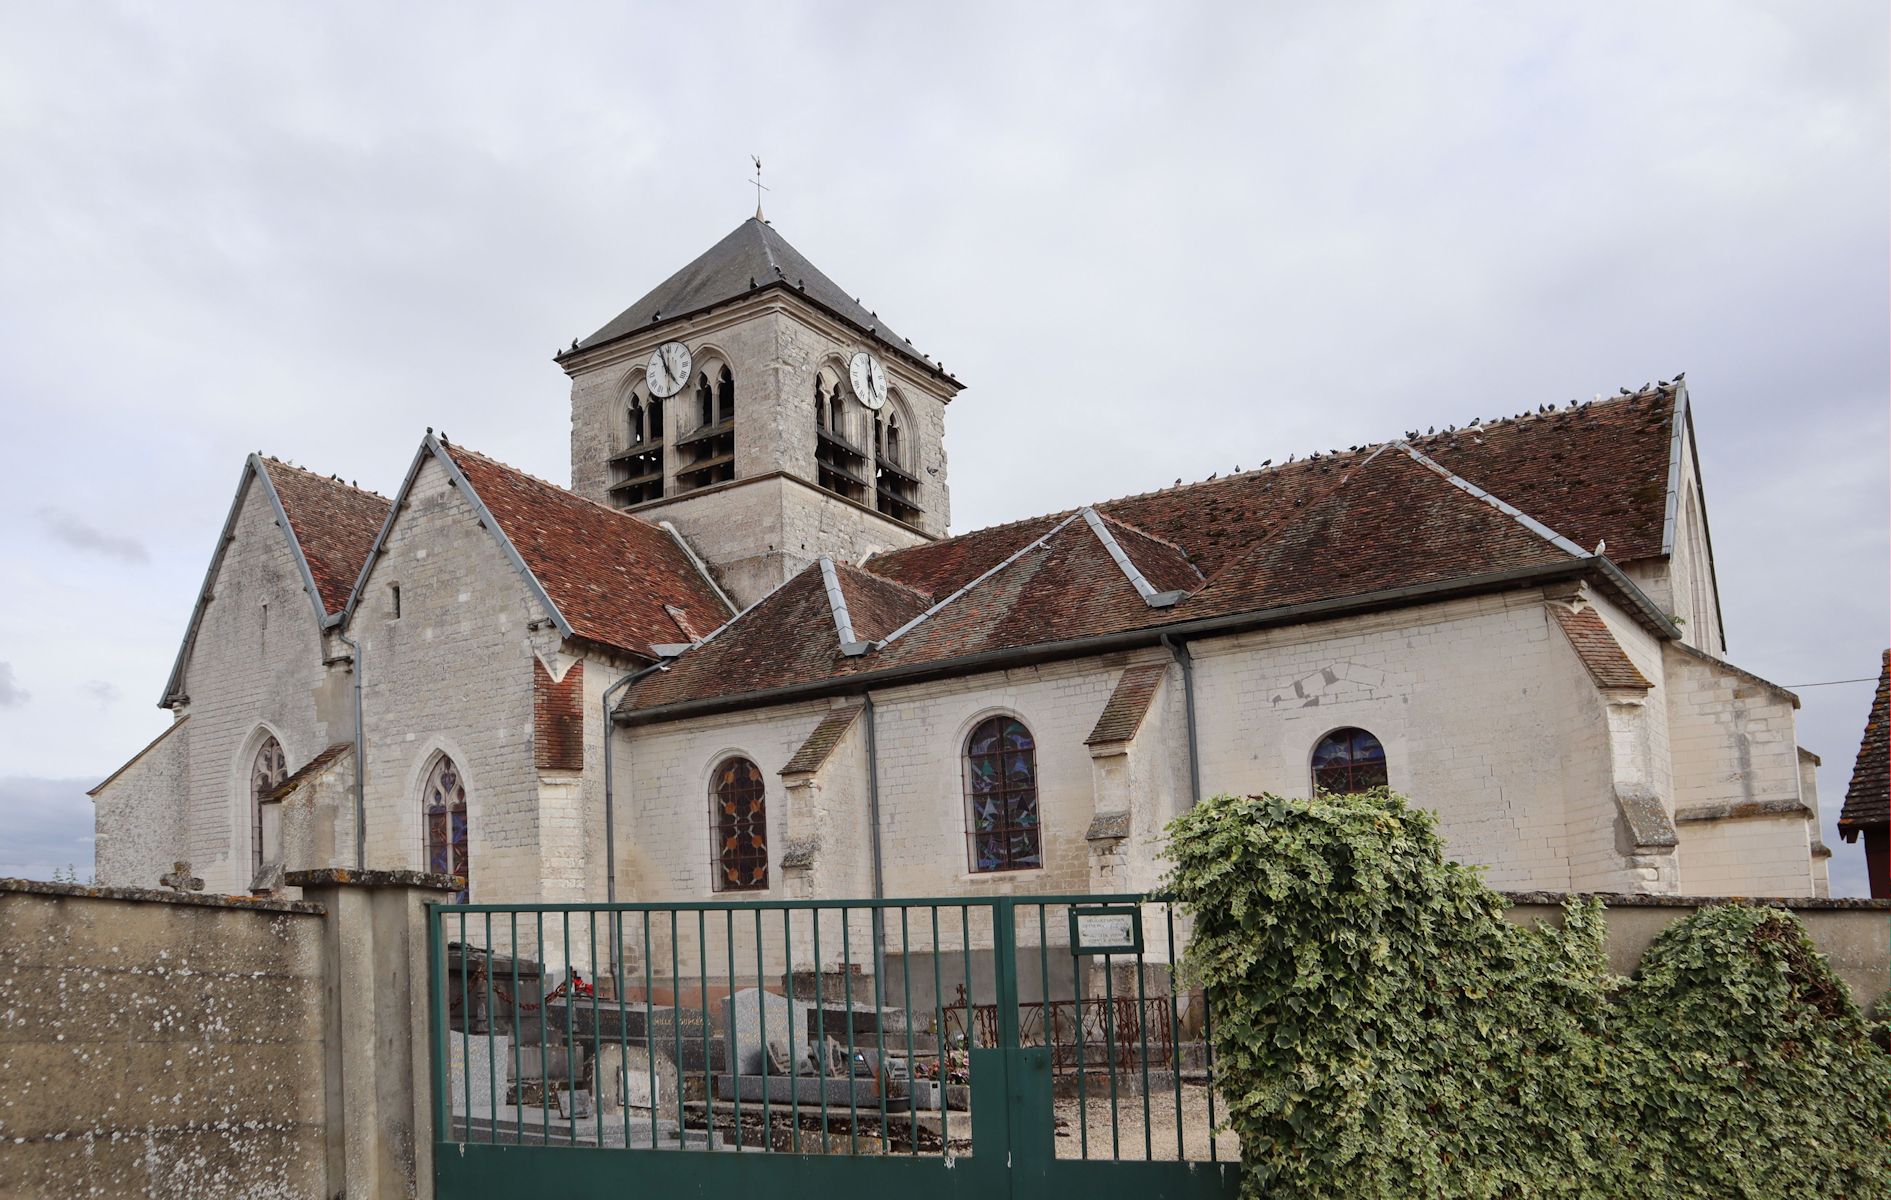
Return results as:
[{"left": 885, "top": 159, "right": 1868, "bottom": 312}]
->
[
  {"left": 160, "top": 457, "right": 335, "bottom": 707},
  {"left": 1395, "top": 442, "right": 1594, "bottom": 560},
  {"left": 1080, "top": 508, "right": 1187, "bottom": 608},
  {"left": 818, "top": 556, "right": 874, "bottom": 656},
  {"left": 874, "top": 510, "right": 1087, "bottom": 650},
  {"left": 659, "top": 521, "right": 738, "bottom": 616}
]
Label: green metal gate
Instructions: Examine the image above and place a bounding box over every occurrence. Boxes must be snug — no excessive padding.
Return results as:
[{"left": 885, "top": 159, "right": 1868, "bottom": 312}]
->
[{"left": 427, "top": 895, "right": 1239, "bottom": 1199}]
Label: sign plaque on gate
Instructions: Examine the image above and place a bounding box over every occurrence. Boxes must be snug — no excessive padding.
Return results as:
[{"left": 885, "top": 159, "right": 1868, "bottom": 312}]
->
[{"left": 1069, "top": 906, "right": 1143, "bottom": 956}]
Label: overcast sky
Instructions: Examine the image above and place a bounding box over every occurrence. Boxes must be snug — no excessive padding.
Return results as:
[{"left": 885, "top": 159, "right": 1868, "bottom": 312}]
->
[{"left": 0, "top": 2, "right": 1884, "bottom": 892}]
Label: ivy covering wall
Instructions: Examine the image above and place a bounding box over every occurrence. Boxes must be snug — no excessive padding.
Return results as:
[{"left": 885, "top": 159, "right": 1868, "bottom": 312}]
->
[{"left": 1165, "top": 790, "right": 1891, "bottom": 1199}]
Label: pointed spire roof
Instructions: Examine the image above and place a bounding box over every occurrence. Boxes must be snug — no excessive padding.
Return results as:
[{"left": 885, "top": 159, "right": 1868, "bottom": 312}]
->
[{"left": 571, "top": 218, "right": 948, "bottom": 380}]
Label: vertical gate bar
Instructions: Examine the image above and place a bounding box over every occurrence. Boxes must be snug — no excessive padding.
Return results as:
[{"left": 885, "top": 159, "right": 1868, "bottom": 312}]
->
[
  {"left": 840, "top": 906, "right": 858, "bottom": 1154},
  {"left": 754, "top": 907, "right": 770, "bottom": 1151},
  {"left": 872, "top": 909, "right": 888, "bottom": 1153},
  {"left": 725, "top": 909, "right": 741, "bottom": 1151},
  {"left": 1071, "top": 918, "right": 1089, "bottom": 1159},
  {"left": 589, "top": 912, "right": 603, "bottom": 1148},
  {"left": 1165, "top": 903, "right": 1184, "bottom": 1160},
  {"left": 459, "top": 912, "right": 471, "bottom": 1137},
  {"left": 1202, "top": 975, "right": 1217, "bottom": 1164},
  {"left": 670, "top": 910, "right": 684, "bottom": 1148},
  {"left": 958, "top": 905, "right": 972, "bottom": 1050},
  {"left": 616, "top": 911, "right": 630, "bottom": 1151},
  {"left": 899, "top": 906, "right": 914, "bottom": 1156},
  {"left": 642, "top": 911, "right": 657, "bottom": 1152},
  {"left": 427, "top": 903, "right": 448, "bottom": 1149},
  {"left": 929, "top": 905, "right": 946, "bottom": 1149},
  {"left": 537, "top": 911, "right": 549, "bottom": 1144},
  {"left": 1133, "top": 930, "right": 1153, "bottom": 1160},
  {"left": 1101, "top": 951, "right": 1119, "bottom": 1160},
  {"left": 563, "top": 911, "right": 576, "bottom": 1146},
  {"left": 511, "top": 911, "right": 524, "bottom": 1145},
  {"left": 697, "top": 909, "right": 712, "bottom": 1151},
  {"left": 784, "top": 907, "right": 800, "bottom": 1153},
  {"left": 990, "top": 899, "right": 1021, "bottom": 1048},
  {"left": 485, "top": 912, "right": 497, "bottom": 1142},
  {"left": 813, "top": 909, "right": 830, "bottom": 1150},
  {"left": 1035, "top": 904, "right": 1050, "bottom": 1040}
]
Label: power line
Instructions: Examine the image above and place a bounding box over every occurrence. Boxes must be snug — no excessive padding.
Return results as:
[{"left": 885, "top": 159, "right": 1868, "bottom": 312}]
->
[{"left": 1784, "top": 677, "right": 1880, "bottom": 689}]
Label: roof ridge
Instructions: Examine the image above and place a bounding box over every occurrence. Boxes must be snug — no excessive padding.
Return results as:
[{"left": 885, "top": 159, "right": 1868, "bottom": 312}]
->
[
  {"left": 1399, "top": 383, "right": 1677, "bottom": 450},
  {"left": 442, "top": 442, "right": 670, "bottom": 532},
  {"left": 259, "top": 456, "right": 389, "bottom": 500}
]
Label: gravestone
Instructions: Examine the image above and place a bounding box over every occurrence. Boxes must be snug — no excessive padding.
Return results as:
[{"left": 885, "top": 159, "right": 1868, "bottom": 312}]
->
[
  {"left": 718, "top": 988, "right": 813, "bottom": 1076},
  {"left": 448, "top": 1033, "right": 514, "bottom": 1118},
  {"left": 592, "top": 1043, "right": 682, "bottom": 1112}
]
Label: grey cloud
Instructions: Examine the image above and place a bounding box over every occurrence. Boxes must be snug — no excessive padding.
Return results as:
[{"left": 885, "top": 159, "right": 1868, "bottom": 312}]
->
[
  {"left": 0, "top": 663, "right": 26, "bottom": 708},
  {"left": 82, "top": 681, "right": 120, "bottom": 708},
  {"left": 0, "top": 777, "right": 96, "bottom": 883},
  {"left": 37, "top": 508, "right": 149, "bottom": 563}
]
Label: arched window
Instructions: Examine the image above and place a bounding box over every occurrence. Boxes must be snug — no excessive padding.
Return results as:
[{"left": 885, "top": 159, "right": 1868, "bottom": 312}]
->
[
  {"left": 423, "top": 754, "right": 470, "bottom": 902},
  {"left": 884, "top": 410, "right": 903, "bottom": 466},
  {"left": 963, "top": 716, "right": 1041, "bottom": 872},
  {"left": 250, "top": 735, "right": 287, "bottom": 877},
  {"left": 711, "top": 757, "right": 768, "bottom": 891},
  {"left": 815, "top": 378, "right": 828, "bottom": 430},
  {"left": 716, "top": 365, "right": 735, "bottom": 424},
  {"left": 696, "top": 371, "right": 714, "bottom": 427},
  {"left": 647, "top": 395, "right": 664, "bottom": 441},
  {"left": 627, "top": 394, "right": 645, "bottom": 446},
  {"left": 1310, "top": 728, "right": 1388, "bottom": 795}
]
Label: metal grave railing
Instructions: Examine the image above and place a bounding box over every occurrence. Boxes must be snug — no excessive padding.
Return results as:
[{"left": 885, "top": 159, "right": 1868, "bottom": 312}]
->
[{"left": 427, "top": 895, "right": 1239, "bottom": 1198}]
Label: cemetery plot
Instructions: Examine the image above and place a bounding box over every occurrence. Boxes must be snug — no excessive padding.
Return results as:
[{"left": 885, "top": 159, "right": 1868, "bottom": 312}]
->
[{"left": 429, "top": 896, "right": 1239, "bottom": 1199}]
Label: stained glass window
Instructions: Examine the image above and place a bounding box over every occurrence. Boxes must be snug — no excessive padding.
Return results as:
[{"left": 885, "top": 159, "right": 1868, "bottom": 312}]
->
[
  {"left": 1311, "top": 727, "right": 1388, "bottom": 795},
  {"left": 963, "top": 716, "right": 1041, "bottom": 873},
  {"left": 712, "top": 757, "right": 768, "bottom": 891},
  {"left": 250, "top": 735, "right": 287, "bottom": 877},
  {"left": 424, "top": 754, "right": 470, "bottom": 903}
]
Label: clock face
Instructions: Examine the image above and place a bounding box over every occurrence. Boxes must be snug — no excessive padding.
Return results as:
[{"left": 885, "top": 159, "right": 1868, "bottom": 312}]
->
[
  {"left": 849, "top": 351, "right": 888, "bottom": 410},
  {"left": 646, "top": 341, "right": 692, "bottom": 398}
]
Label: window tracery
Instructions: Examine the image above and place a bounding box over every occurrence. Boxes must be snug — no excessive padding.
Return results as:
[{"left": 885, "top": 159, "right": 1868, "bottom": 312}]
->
[{"left": 423, "top": 754, "right": 470, "bottom": 903}]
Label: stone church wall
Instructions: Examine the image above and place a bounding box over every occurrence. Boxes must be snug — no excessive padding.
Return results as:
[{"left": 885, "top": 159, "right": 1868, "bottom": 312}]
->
[
  {"left": 348, "top": 454, "right": 566, "bottom": 905},
  {"left": 1191, "top": 590, "right": 1609, "bottom": 891},
  {"left": 92, "top": 718, "right": 191, "bottom": 889},
  {"left": 171, "top": 478, "right": 352, "bottom": 894}
]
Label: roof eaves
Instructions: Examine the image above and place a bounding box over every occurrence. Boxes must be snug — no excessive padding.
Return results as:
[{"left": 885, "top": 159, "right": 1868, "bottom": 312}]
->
[
  {"left": 1659, "top": 383, "right": 1689, "bottom": 558},
  {"left": 873, "top": 510, "right": 1087, "bottom": 650},
  {"left": 1080, "top": 507, "right": 1186, "bottom": 608}
]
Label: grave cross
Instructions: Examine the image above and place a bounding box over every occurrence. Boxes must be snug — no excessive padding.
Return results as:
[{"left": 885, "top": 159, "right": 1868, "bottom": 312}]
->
[{"left": 159, "top": 861, "right": 204, "bottom": 893}]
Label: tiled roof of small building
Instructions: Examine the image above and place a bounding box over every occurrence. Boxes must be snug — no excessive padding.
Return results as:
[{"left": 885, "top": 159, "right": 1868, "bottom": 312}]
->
[
  {"left": 780, "top": 707, "right": 863, "bottom": 775},
  {"left": 1085, "top": 664, "right": 1170, "bottom": 745},
  {"left": 261, "top": 460, "right": 390, "bottom": 616},
  {"left": 262, "top": 743, "right": 353, "bottom": 802},
  {"left": 441, "top": 443, "right": 733, "bottom": 660},
  {"left": 1549, "top": 605, "right": 1652, "bottom": 690},
  {"left": 1839, "top": 650, "right": 1890, "bottom": 832}
]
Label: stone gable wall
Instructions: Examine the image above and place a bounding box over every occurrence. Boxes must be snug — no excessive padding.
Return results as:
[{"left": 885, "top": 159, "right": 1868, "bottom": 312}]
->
[
  {"left": 161, "top": 477, "right": 352, "bottom": 894},
  {"left": 92, "top": 718, "right": 191, "bottom": 890},
  {"left": 347, "top": 454, "right": 564, "bottom": 905}
]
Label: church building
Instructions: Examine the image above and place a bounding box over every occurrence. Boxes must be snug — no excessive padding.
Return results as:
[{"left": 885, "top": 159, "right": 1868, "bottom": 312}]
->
[{"left": 91, "top": 217, "right": 1835, "bottom": 906}]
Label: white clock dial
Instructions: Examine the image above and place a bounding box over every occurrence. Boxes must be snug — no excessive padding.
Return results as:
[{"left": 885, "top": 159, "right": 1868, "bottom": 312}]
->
[
  {"left": 849, "top": 351, "right": 889, "bottom": 410},
  {"left": 646, "top": 341, "right": 692, "bottom": 399}
]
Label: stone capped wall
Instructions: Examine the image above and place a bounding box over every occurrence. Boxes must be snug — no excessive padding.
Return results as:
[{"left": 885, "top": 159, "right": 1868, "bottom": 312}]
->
[{"left": 0, "top": 880, "right": 326, "bottom": 1199}]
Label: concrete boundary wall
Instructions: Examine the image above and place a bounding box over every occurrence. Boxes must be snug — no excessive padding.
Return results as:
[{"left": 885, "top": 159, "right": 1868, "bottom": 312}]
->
[
  {"left": 0, "top": 871, "right": 456, "bottom": 1200},
  {"left": 1501, "top": 891, "right": 1891, "bottom": 1010},
  {"left": 0, "top": 879, "right": 327, "bottom": 1199}
]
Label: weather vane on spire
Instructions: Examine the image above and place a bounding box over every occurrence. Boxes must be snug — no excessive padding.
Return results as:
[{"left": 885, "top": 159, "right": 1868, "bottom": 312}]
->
[{"left": 750, "top": 155, "right": 769, "bottom": 222}]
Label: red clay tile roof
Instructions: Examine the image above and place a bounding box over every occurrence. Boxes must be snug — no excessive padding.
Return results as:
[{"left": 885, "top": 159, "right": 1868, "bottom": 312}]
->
[
  {"left": 1839, "top": 650, "right": 1890, "bottom": 832},
  {"left": 262, "top": 460, "right": 390, "bottom": 616},
  {"left": 834, "top": 564, "right": 931, "bottom": 641},
  {"left": 1549, "top": 605, "right": 1652, "bottom": 690},
  {"left": 623, "top": 440, "right": 1594, "bottom": 716},
  {"left": 1085, "top": 664, "right": 1170, "bottom": 745},
  {"left": 780, "top": 707, "right": 863, "bottom": 775},
  {"left": 441, "top": 443, "right": 732, "bottom": 659}
]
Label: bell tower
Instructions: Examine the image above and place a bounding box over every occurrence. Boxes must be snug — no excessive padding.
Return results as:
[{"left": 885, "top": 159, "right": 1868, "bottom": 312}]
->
[{"left": 560, "top": 218, "right": 959, "bottom": 608}]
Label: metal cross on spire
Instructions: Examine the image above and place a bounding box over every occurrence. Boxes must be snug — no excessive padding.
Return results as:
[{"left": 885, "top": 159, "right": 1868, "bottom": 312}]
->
[{"left": 749, "top": 155, "right": 769, "bottom": 222}]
